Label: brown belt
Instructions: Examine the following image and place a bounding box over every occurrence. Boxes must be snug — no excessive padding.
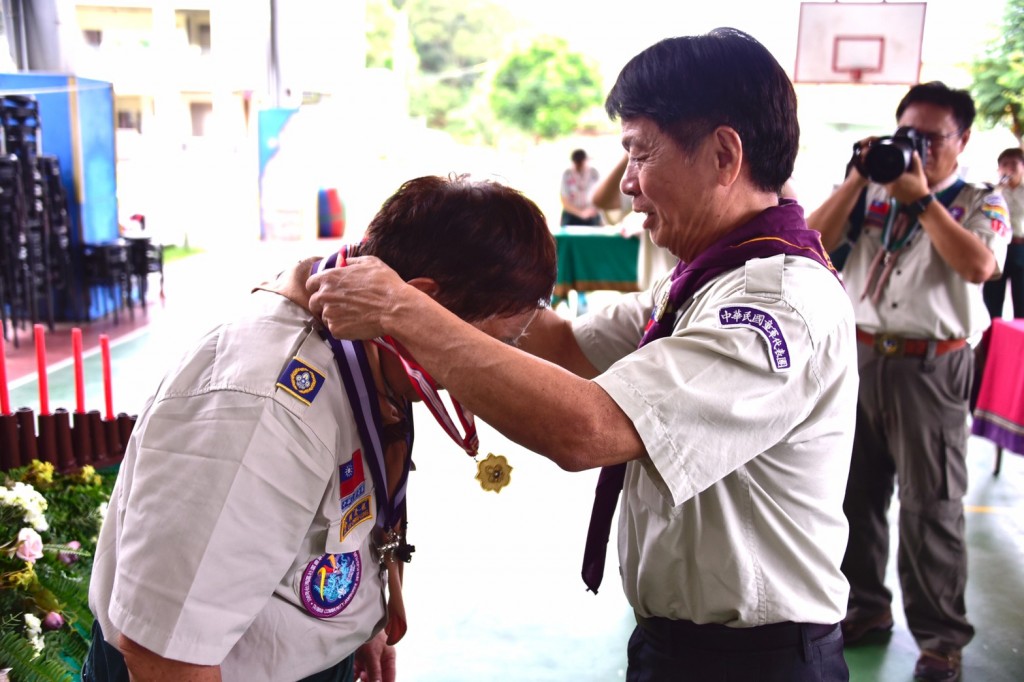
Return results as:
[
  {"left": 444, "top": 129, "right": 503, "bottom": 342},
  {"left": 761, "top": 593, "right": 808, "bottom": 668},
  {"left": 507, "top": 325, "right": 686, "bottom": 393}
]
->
[{"left": 855, "top": 328, "right": 967, "bottom": 358}]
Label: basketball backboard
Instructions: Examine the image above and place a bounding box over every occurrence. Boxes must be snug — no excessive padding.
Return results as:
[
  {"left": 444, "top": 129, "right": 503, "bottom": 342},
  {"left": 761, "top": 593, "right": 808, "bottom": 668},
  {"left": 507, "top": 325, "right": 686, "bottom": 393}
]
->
[{"left": 794, "top": 2, "right": 926, "bottom": 85}]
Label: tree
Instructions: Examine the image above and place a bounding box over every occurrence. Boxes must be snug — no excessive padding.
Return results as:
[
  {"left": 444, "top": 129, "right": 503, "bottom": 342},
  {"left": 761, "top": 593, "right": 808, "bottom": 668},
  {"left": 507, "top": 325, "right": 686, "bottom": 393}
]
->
[
  {"left": 404, "top": 0, "right": 513, "bottom": 129},
  {"left": 490, "top": 36, "right": 604, "bottom": 141},
  {"left": 971, "top": 0, "right": 1024, "bottom": 143}
]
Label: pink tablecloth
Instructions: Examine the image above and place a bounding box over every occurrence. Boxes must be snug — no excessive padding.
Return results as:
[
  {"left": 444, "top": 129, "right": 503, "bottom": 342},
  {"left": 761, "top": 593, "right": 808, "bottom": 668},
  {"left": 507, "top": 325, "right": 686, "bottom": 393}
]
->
[{"left": 972, "top": 318, "right": 1024, "bottom": 455}]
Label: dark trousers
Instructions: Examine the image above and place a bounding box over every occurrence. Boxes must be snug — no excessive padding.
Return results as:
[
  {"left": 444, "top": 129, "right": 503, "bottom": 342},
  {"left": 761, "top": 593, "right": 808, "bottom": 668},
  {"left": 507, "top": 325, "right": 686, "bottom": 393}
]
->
[
  {"left": 560, "top": 210, "right": 602, "bottom": 227},
  {"left": 982, "top": 241, "right": 1024, "bottom": 319},
  {"left": 626, "top": 617, "right": 848, "bottom": 681},
  {"left": 82, "top": 620, "right": 354, "bottom": 682},
  {"left": 842, "top": 343, "right": 975, "bottom": 652}
]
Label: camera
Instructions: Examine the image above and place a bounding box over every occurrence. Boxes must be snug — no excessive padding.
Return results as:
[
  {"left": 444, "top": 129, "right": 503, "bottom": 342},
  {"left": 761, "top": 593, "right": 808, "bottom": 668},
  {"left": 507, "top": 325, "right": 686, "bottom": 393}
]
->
[{"left": 855, "top": 126, "right": 928, "bottom": 184}]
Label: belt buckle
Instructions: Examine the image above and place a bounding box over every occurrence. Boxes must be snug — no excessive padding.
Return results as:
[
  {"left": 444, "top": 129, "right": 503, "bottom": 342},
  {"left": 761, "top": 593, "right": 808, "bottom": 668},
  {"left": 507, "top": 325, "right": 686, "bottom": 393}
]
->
[{"left": 874, "top": 334, "right": 904, "bottom": 357}]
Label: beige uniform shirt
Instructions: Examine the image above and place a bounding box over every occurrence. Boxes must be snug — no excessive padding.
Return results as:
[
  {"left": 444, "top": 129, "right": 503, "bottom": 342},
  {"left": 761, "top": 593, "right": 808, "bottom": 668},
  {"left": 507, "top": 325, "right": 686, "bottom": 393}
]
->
[
  {"left": 89, "top": 292, "right": 385, "bottom": 681},
  {"left": 841, "top": 172, "right": 1010, "bottom": 338},
  {"left": 1003, "top": 182, "right": 1024, "bottom": 240},
  {"left": 573, "top": 255, "right": 857, "bottom": 626}
]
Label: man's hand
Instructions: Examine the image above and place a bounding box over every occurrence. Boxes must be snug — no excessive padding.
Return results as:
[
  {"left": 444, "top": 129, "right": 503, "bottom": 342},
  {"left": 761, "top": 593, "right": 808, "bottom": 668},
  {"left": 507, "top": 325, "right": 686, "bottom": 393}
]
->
[
  {"left": 307, "top": 256, "right": 408, "bottom": 340},
  {"left": 886, "top": 152, "right": 931, "bottom": 204},
  {"left": 353, "top": 631, "right": 397, "bottom": 682}
]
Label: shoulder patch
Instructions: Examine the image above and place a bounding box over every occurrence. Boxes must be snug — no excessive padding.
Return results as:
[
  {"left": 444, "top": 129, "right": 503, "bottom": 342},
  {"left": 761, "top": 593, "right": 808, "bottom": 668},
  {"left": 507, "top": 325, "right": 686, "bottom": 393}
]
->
[
  {"left": 276, "top": 357, "right": 327, "bottom": 405},
  {"left": 982, "top": 193, "right": 1011, "bottom": 238},
  {"left": 719, "top": 305, "right": 791, "bottom": 372}
]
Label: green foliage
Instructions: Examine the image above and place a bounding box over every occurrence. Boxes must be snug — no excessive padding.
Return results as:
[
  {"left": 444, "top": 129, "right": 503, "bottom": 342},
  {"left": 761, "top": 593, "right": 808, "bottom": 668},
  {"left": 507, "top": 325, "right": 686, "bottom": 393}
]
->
[
  {"left": 1, "top": 462, "right": 116, "bottom": 681},
  {"left": 490, "top": 36, "right": 605, "bottom": 141},
  {"left": 405, "top": 0, "right": 514, "bottom": 131},
  {"left": 970, "top": 0, "right": 1024, "bottom": 141},
  {"left": 365, "top": 0, "right": 399, "bottom": 70}
]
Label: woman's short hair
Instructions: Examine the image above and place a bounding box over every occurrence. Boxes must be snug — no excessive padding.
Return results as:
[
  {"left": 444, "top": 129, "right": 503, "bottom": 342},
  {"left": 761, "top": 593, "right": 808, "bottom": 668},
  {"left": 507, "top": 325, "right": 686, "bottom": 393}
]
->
[{"left": 361, "top": 174, "right": 557, "bottom": 322}]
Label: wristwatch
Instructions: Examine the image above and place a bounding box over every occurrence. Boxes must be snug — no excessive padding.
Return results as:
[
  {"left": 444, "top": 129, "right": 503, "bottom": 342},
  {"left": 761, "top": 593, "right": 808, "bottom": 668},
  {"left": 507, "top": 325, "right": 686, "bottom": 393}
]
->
[{"left": 905, "top": 193, "right": 935, "bottom": 218}]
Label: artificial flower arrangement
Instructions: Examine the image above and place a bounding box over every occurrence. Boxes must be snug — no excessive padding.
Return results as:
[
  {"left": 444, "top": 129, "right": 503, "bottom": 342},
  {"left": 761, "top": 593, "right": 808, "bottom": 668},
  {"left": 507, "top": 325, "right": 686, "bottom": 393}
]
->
[{"left": 1, "top": 461, "right": 115, "bottom": 681}]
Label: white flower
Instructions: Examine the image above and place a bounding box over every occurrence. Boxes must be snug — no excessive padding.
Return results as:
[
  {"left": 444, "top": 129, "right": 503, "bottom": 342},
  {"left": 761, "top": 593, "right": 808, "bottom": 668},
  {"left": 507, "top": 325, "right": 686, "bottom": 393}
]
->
[
  {"left": 24, "top": 613, "right": 41, "bottom": 636},
  {"left": 0, "top": 483, "right": 49, "bottom": 532},
  {"left": 98, "top": 501, "right": 109, "bottom": 522}
]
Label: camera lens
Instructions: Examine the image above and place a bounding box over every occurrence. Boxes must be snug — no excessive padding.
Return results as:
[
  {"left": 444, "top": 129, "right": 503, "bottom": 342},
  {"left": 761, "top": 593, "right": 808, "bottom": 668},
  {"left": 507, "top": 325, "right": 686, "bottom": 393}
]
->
[{"left": 865, "top": 142, "right": 912, "bottom": 184}]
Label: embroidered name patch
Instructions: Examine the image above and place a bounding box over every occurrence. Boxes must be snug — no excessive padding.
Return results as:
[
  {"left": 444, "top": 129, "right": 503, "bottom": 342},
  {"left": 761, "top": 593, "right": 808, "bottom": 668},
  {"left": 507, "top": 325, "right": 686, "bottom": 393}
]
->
[
  {"left": 276, "top": 358, "right": 326, "bottom": 405},
  {"left": 340, "top": 452, "right": 367, "bottom": 512},
  {"left": 340, "top": 495, "right": 372, "bottom": 542},
  {"left": 719, "top": 306, "right": 791, "bottom": 372},
  {"left": 300, "top": 552, "right": 361, "bottom": 618}
]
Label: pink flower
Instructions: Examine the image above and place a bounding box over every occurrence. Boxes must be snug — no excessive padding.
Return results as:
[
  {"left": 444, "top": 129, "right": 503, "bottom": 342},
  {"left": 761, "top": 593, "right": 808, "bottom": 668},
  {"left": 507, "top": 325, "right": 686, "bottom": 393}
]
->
[
  {"left": 42, "top": 612, "right": 65, "bottom": 630},
  {"left": 15, "top": 528, "right": 44, "bottom": 563},
  {"left": 58, "top": 540, "right": 82, "bottom": 565}
]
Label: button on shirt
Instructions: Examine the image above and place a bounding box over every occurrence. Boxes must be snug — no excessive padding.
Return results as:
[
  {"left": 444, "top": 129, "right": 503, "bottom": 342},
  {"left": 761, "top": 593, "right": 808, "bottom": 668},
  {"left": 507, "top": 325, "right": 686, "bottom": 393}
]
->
[
  {"left": 573, "top": 255, "right": 857, "bottom": 626},
  {"left": 89, "top": 293, "right": 386, "bottom": 681}
]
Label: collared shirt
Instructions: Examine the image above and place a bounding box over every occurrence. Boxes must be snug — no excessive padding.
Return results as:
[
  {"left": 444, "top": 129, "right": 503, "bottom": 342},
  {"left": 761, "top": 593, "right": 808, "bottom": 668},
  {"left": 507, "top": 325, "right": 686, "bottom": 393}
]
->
[
  {"left": 560, "top": 166, "right": 600, "bottom": 212},
  {"left": 89, "top": 292, "right": 385, "bottom": 681},
  {"left": 841, "top": 171, "right": 1010, "bottom": 339},
  {"left": 573, "top": 254, "right": 857, "bottom": 626},
  {"left": 1003, "top": 182, "right": 1024, "bottom": 239}
]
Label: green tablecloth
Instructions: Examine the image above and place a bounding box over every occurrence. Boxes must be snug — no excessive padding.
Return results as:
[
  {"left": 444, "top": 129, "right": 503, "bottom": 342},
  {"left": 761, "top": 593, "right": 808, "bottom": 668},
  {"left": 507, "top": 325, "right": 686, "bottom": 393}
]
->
[{"left": 552, "top": 227, "right": 640, "bottom": 300}]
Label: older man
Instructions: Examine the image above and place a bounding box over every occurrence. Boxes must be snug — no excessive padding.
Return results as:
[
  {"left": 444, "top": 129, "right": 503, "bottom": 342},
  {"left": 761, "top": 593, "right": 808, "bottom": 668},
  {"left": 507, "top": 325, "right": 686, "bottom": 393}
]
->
[{"left": 309, "top": 29, "right": 857, "bottom": 682}]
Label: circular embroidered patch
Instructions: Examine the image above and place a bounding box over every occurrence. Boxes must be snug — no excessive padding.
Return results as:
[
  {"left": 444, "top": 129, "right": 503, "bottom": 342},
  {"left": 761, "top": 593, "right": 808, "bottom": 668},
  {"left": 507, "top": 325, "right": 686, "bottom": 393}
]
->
[
  {"left": 291, "top": 367, "right": 317, "bottom": 395},
  {"left": 300, "top": 552, "right": 361, "bottom": 618}
]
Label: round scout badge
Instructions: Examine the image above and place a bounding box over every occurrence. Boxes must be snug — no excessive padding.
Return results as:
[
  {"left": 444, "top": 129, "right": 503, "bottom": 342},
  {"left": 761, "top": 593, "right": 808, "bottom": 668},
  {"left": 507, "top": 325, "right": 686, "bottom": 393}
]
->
[{"left": 299, "top": 552, "right": 362, "bottom": 618}]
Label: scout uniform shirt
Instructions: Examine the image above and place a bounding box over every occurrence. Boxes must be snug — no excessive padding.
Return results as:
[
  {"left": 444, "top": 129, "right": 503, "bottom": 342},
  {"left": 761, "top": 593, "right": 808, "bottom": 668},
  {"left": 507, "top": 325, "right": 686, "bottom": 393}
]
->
[
  {"left": 88, "top": 291, "right": 386, "bottom": 681},
  {"left": 573, "top": 253, "right": 858, "bottom": 626},
  {"left": 841, "top": 171, "right": 1010, "bottom": 339}
]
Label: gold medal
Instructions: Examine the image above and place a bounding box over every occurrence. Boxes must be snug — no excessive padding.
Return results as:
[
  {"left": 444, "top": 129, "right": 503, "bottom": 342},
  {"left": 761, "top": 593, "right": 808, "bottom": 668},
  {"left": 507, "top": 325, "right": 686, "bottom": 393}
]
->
[{"left": 475, "top": 453, "right": 512, "bottom": 493}]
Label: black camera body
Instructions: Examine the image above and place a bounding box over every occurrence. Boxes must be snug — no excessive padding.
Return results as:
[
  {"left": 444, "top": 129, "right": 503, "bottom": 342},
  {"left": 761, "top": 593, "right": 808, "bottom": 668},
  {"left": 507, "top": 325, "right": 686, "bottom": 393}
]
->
[{"left": 856, "top": 126, "right": 928, "bottom": 184}]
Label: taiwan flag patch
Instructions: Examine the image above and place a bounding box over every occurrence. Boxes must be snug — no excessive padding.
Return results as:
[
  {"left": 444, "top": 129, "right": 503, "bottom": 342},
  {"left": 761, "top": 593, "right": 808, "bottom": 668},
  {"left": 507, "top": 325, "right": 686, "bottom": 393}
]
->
[{"left": 340, "top": 452, "right": 367, "bottom": 511}]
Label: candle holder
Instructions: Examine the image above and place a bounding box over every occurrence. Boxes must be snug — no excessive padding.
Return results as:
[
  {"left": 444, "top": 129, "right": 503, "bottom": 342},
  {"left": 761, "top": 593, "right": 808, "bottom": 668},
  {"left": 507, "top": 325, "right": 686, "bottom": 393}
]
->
[
  {"left": 54, "top": 408, "right": 75, "bottom": 471},
  {"left": 16, "top": 407, "right": 37, "bottom": 466},
  {"left": 116, "top": 413, "right": 136, "bottom": 455},
  {"left": 72, "top": 411, "right": 93, "bottom": 467},
  {"left": 0, "top": 413, "right": 18, "bottom": 470},
  {"left": 103, "top": 418, "right": 122, "bottom": 461},
  {"left": 87, "top": 410, "right": 107, "bottom": 462},
  {"left": 36, "top": 412, "right": 58, "bottom": 466}
]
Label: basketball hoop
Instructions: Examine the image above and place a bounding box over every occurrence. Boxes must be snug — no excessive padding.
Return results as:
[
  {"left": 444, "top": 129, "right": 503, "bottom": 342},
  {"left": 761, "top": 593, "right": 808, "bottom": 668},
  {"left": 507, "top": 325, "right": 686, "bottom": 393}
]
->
[{"left": 795, "top": 2, "right": 926, "bottom": 85}]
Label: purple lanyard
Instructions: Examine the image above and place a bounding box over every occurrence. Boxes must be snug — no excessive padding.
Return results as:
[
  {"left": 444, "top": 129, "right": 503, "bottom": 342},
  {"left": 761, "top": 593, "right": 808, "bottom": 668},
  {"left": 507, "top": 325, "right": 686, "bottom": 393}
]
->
[{"left": 312, "top": 249, "right": 413, "bottom": 529}]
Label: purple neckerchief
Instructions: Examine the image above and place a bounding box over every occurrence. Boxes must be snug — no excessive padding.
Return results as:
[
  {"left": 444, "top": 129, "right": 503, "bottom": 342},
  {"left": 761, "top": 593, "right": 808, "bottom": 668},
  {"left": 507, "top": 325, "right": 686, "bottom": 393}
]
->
[
  {"left": 581, "top": 199, "right": 840, "bottom": 594},
  {"left": 640, "top": 199, "right": 840, "bottom": 347}
]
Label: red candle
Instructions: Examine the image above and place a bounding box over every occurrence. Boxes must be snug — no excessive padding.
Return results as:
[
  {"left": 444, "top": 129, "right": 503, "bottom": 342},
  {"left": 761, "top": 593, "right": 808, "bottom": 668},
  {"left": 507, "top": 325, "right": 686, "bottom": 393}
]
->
[
  {"left": 0, "top": 331, "right": 10, "bottom": 415},
  {"left": 100, "top": 334, "right": 114, "bottom": 420},
  {"left": 72, "top": 328, "right": 85, "bottom": 413},
  {"left": 34, "top": 324, "right": 49, "bottom": 415}
]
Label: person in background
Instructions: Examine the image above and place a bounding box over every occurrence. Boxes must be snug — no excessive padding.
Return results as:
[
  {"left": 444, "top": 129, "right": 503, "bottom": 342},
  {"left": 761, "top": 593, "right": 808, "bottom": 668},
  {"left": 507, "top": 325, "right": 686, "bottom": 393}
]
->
[
  {"left": 982, "top": 147, "right": 1024, "bottom": 319},
  {"left": 83, "top": 175, "right": 557, "bottom": 682},
  {"left": 308, "top": 28, "right": 856, "bottom": 682},
  {"left": 560, "top": 148, "right": 603, "bottom": 226},
  {"left": 807, "top": 81, "right": 1010, "bottom": 682}
]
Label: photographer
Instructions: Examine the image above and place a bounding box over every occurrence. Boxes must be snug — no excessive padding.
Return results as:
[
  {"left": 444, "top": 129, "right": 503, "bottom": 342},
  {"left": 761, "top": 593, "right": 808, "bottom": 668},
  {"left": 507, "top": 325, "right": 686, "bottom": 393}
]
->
[{"left": 808, "top": 81, "right": 1009, "bottom": 682}]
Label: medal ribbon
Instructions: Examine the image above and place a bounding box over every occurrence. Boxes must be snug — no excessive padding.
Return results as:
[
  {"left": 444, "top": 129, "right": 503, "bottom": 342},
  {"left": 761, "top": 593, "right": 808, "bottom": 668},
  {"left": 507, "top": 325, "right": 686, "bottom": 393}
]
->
[
  {"left": 314, "top": 246, "right": 478, "bottom": 455},
  {"left": 581, "top": 199, "right": 840, "bottom": 593}
]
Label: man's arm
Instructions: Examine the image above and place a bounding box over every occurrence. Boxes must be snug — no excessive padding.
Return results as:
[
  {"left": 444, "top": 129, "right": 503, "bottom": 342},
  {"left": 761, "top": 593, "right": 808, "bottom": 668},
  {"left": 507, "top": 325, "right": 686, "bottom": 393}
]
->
[
  {"left": 119, "top": 635, "right": 222, "bottom": 682},
  {"left": 889, "top": 154, "right": 998, "bottom": 283},
  {"left": 307, "top": 261, "right": 645, "bottom": 471},
  {"left": 806, "top": 170, "right": 866, "bottom": 252},
  {"left": 591, "top": 153, "right": 629, "bottom": 212}
]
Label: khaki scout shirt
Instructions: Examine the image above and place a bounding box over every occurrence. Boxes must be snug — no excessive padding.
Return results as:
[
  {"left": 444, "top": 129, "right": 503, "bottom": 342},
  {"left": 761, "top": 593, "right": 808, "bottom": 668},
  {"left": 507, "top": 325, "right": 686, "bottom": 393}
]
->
[
  {"left": 89, "top": 292, "right": 385, "bottom": 681},
  {"left": 841, "top": 171, "right": 1010, "bottom": 339},
  {"left": 573, "top": 255, "right": 858, "bottom": 627},
  {"left": 1004, "top": 182, "right": 1024, "bottom": 240}
]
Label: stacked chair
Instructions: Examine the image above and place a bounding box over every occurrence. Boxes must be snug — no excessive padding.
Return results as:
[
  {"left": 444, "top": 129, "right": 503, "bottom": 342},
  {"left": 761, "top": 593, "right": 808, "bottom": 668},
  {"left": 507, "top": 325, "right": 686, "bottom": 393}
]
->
[{"left": 0, "top": 95, "right": 75, "bottom": 346}]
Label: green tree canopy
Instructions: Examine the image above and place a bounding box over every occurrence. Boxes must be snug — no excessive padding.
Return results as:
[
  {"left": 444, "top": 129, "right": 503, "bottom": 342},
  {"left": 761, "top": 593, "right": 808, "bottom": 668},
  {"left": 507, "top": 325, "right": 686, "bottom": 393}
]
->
[
  {"left": 490, "top": 36, "right": 604, "bottom": 140},
  {"left": 971, "top": 0, "right": 1024, "bottom": 142}
]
